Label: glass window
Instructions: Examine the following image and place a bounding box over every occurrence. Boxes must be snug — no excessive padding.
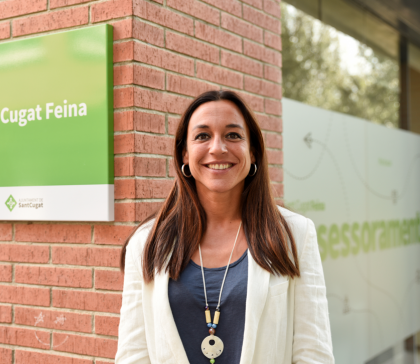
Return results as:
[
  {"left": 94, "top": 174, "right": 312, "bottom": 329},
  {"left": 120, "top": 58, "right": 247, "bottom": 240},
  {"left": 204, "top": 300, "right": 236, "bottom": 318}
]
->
[{"left": 282, "top": 0, "right": 400, "bottom": 127}]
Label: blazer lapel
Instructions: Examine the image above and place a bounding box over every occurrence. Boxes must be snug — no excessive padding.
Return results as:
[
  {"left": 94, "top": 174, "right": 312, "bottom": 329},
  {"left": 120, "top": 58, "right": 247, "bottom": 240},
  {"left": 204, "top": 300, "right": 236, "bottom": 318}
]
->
[
  {"left": 154, "top": 270, "right": 190, "bottom": 364},
  {"left": 239, "top": 252, "right": 271, "bottom": 364}
]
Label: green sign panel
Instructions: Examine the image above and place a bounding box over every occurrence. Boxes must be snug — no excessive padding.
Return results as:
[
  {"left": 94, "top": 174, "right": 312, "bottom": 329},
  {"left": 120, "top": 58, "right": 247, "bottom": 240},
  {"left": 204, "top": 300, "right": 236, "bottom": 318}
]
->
[{"left": 0, "top": 25, "right": 114, "bottom": 221}]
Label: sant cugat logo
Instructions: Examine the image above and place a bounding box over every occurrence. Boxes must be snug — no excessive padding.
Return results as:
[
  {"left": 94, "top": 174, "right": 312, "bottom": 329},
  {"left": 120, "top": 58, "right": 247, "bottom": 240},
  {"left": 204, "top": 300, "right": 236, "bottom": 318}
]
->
[{"left": 5, "top": 195, "right": 16, "bottom": 212}]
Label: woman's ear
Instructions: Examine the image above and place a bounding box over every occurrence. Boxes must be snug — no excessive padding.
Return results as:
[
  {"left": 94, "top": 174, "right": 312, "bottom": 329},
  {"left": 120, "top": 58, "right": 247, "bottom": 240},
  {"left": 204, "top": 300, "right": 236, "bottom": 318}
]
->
[
  {"left": 182, "top": 148, "right": 189, "bottom": 165},
  {"left": 250, "top": 149, "right": 256, "bottom": 164}
]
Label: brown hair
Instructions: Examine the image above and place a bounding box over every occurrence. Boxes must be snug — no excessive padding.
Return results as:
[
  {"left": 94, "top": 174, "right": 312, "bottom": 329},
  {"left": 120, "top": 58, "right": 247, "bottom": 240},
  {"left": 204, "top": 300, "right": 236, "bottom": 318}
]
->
[{"left": 120, "top": 90, "right": 300, "bottom": 282}]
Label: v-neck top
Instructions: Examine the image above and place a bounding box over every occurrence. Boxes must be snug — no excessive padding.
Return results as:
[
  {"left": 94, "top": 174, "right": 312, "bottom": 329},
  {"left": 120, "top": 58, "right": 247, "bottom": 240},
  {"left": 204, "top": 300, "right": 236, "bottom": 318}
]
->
[{"left": 168, "top": 249, "right": 248, "bottom": 364}]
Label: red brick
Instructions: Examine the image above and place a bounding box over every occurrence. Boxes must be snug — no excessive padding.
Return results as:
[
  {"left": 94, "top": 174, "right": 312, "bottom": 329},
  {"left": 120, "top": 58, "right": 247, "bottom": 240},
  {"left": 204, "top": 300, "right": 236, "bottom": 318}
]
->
[
  {"left": 221, "top": 12, "right": 263, "bottom": 43},
  {"left": 113, "top": 41, "right": 134, "bottom": 62},
  {"left": 167, "top": 73, "right": 215, "bottom": 98},
  {"left": 264, "top": 64, "right": 281, "bottom": 83},
  {"left": 95, "top": 315, "right": 120, "bottom": 336},
  {"left": 134, "top": 111, "right": 166, "bottom": 133},
  {"left": 114, "top": 133, "right": 134, "bottom": 154},
  {"left": 263, "top": 132, "right": 282, "bottom": 148},
  {"left": 15, "top": 351, "right": 92, "bottom": 364},
  {"left": 195, "top": 21, "right": 242, "bottom": 53},
  {"left": 136, "top": 201, "right": 162, "bottom": 222},
  {"left": 96, "top": 361, "right": 114, "bottom": 364},
  {"left": 91, "top": 0, "right": 132, "bottom": 23},
  {"left": 134, "top": 0, "right": 193, "bottom": 36},
  {"left": 115, "top": 156, "right": 135, "bottom": 177},
  {"left": 196, "top": 62, "right": 243, "bottom": 89},
  {"left": 167, "top": 0, "right": 219, "bottom": 25},
  {"left": 244, "top": 76, "right": 281, "bottom": 98},
  {"left": 136, "top": 134, "right": 173, "bottom": 155},
  {"left": 53, "top": 332, "right": 117, "bottom": 358},
  {"left": 133, "top": 17, "right": 164, "bottom": 47},
  {"left": 95, "top": 270, "right": 124, "bottom": 291},
  {"left": 50, "top": 0, "right": 93, "bottom": 9},
  {"left": 221, "top": 50, "right": 263, "bottom": 78},
  {"left": 236, "top": 91, "right": 264, "bottom": 112},
  {"left": 15, "top": 224, "right": 91, "bottom": 244},
  {"left": 257, "top": 114, "right": 282, "bottom": 132},
  {"left": 115, "top": 179, "right": 135, "bottom": 199},
  {"left": 244, "top": 39, "right": 281, "bottom": 65},
  {"left": 166, "top": 31, "right": 219, "bottom": 64},
  {"left": 269, "top": 166, "right": 283, "bottom": 182},
  {"left": 52, "top": 246, "right": 120, "bottom": 268},
  {"left": 201, "top": 0, "right": 241, "bottom": 17},
  {"left": 0, "top": 347, "right": 12, "bottom": 364},
  {"left": 0, "top": 264, "right": 12, "bottom": 282},
  {"left": 134, "top": 88, "right": 192, "bottom": 115},
  {"left": 267, "top": 149, "right": 283, "bottom": 164},
  {"left": 115, "top": 202, "right": 136, "bottom": 222},
  {"left": 114, "top": 64, "right": 133, "bottom": 86},
  {"left": 264, "top": 31, "right": 281, "bottom": 51},
  {"left": 265, "top": 98, "right": 282, "bottom": 115},
  {"left": 114, "top": 87, "right": 134, "bottom": 108},
  {"left": 94, "top": 225, "right": 134, "bottom": 245},
  {"left": 135, "top": 157, "right": 167, "bottom": 177},
  {"left": 134, "top": 64, "right": 165, "bottom": 89},
  {"left": 263, "top": 0, "right": 281, "bottom": 18},
  {"left": 243, "top": 5, "right": 280, "bottom": 33},
  {"left": 0, "top": 304, "right": 12, "bottom": 323},
  {"left": 53, "top": 290, "right": 122, "bottom": 313},
  {"left": 0, "top": 224, "right": 12, "bottom": 241},
  {"left": 0, "top": 244, "right": 49, "bottom": 263},
  {"left": 0, "top": 285, "right": 50, "bottom": 306},
  {"left": 114, "top": 111, "right": 134, "bottom": 131},
  {"left": 242, "top": 0, "right": 262, "bottom": 9},
  {"left": 13, "top": 6, "right": 88, "bottom": 37},
  {"left": 168, "top": 159, "right": 176, "bottom": 177},
  {"left": 0, "top": 326, "right": 50, "bottom": 349},
  {"left": 14, "top": 307, "right": 92, "bottom": 333},
  {"left": 0, "top": 22, "right": 10, "bottom": 40},
  {"left": 15, "top": 266, "right": 92, "bottom": 288},
  {"left": 112, "top": 18, "right": 132, "bottom": 40},
  {"left": 272, "top": 183, "right": 284, "bottom": 198},
  {"left": 136, "top": 179, "right": 173, "bottom": 198},
  {"left": 168, "top": 116, "right": 180, "bottom": 135},
  {"left": 134, "top": 42, "right": 194, "bottom": 76},
  {"left": 0, "top": 0, "right": 47, "bottom": 21}
]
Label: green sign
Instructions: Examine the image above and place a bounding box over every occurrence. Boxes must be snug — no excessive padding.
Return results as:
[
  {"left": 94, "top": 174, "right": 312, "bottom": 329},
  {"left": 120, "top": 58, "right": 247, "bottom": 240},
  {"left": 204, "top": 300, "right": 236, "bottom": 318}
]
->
[{"left": 0, "top": 25, "right": 114, "bottom": 221}]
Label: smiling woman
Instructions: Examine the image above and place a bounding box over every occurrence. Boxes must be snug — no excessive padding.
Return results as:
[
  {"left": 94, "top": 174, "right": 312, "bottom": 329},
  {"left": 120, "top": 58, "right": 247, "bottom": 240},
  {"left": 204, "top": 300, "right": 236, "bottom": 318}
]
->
[{"left": 116, "top": 90, "right": 334, "bottom": 364}]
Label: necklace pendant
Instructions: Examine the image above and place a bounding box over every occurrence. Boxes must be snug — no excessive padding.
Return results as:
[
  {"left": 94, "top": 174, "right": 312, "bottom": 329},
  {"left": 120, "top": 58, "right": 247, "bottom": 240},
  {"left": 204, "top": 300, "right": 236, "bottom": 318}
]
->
[{"left": 201, "top": 334, "right": 224, "bottom": 359}]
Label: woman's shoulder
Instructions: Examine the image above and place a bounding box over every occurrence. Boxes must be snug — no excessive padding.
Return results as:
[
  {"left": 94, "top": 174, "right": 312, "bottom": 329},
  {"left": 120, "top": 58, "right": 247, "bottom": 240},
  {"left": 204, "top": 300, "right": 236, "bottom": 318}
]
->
[
  {"left": 126, "top": 218, "right": 156, "bottom": 258},
  {"left": 277, "top": 205, "right": 315, "bottom": 256}
]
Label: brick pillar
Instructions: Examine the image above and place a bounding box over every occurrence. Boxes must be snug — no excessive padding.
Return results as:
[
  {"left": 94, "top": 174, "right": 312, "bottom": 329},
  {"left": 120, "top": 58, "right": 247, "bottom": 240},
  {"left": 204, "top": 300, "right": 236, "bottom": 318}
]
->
[{"left": 0, "top": 0, "right": 283, "bottom": 362}]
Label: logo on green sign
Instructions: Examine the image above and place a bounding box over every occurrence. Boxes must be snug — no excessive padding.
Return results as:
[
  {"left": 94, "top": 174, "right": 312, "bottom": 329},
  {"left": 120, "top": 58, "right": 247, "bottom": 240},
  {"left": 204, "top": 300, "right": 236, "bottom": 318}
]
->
[{"left": 5, "top": 195, "right": 16, "bottom": 212}]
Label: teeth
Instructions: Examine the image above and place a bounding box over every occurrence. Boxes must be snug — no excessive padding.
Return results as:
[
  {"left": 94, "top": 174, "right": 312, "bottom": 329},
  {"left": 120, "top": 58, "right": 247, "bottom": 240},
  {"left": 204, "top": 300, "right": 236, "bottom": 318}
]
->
[{"left": 208, "top": 164, "right": 232, "bottom": 170}]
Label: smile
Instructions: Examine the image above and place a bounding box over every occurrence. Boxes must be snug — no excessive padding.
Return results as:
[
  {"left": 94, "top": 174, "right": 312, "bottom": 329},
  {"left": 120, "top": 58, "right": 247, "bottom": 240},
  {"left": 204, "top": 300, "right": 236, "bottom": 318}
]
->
[{"left": 206, "top": 163, "right": 233, "bottom": 170}]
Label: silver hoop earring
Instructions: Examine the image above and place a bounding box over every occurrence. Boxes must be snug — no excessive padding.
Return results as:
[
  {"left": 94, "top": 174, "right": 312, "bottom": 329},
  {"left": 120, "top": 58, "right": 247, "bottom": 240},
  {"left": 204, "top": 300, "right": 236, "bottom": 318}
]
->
[
  {"left": 249, "top": 163, "right": 257, "bottom": 176},
  {"left": 181, "top": 164, "right": 192, "bottom": 178}
]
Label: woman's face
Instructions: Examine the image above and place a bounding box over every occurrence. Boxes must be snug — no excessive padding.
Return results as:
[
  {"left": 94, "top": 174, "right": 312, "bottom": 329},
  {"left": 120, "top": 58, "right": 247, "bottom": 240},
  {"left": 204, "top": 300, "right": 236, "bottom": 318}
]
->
[{"left": 182, "top": 100, "right": 255, "bottom": 195}]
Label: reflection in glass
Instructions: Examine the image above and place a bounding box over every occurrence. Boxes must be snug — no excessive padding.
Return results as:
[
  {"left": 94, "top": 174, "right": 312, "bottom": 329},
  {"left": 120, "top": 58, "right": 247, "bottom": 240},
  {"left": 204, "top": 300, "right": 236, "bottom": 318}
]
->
[{"left": 282, "top": 2, "right": 399, "bottom": 128}]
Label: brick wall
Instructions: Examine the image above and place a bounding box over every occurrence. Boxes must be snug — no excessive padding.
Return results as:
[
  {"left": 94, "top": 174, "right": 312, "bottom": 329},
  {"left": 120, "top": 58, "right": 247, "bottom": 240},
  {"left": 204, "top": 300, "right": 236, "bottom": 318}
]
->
[{"left": 0, "top": 0, "right": 283, "bottom": 362}]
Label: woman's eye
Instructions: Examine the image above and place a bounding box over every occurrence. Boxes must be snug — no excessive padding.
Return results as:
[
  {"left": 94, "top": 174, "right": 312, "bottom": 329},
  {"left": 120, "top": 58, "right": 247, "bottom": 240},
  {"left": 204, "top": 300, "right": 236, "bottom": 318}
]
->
[
  {"left": 195, "top": 133, "right": 209, "bottom": 140},
  {"left": 226, "top": 132, "right": 242, "bottom": 140}
]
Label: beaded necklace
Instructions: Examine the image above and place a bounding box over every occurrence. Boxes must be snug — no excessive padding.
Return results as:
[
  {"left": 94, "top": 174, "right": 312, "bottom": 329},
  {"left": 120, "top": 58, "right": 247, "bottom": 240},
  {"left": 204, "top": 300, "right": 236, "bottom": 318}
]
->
[{"left": 198, "top": 221, "right": 242, "bottom": 364}]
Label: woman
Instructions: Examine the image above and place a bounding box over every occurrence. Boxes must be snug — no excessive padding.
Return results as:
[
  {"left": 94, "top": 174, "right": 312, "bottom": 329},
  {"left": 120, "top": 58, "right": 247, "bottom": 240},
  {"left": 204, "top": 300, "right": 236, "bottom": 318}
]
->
[{"left": 115, "top": 90, "right": 334, "bottom": 364}]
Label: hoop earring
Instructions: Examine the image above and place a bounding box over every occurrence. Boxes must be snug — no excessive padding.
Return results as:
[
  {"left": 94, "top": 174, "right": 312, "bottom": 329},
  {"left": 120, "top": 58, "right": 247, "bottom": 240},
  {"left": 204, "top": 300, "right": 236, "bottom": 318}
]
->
[
  {"left": 249, "top": 163, "right": 257, "bottom": 176},
  {"left": 181, "top": 164, "right": 192, "bottom": 178}
]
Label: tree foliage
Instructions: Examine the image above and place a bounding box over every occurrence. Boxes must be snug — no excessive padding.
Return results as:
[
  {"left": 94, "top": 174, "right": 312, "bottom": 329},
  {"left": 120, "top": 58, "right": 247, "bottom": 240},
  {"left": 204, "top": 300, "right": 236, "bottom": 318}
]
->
[{"left": 281, "top": 3, "right": 399, "bottom": 127}]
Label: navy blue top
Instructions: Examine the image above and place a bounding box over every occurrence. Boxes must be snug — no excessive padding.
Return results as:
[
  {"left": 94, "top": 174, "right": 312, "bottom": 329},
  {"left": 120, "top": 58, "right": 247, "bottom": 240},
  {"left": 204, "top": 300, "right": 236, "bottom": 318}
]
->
[{"left": 168, "top": 249, "right": 248, "bottom": 364}]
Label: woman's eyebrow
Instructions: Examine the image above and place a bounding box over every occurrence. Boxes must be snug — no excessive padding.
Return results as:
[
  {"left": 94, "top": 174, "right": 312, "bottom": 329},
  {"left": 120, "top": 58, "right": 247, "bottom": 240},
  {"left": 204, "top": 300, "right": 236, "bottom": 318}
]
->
[
  {"left": 192, "top": 124, "right": 209, "bottom": 130},
  {"left": 226, "top": 123, "right": 244, "bottom": 130}
]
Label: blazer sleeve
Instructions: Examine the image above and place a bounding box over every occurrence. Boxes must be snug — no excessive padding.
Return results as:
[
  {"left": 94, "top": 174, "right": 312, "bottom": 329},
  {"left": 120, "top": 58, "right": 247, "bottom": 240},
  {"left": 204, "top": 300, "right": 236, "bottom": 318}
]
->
[
  {"left": 115, "top": 238, "right": 151, "bottom": 364},
  {"left": 292, "top": 218, "right": 334, "bottom": 364}
]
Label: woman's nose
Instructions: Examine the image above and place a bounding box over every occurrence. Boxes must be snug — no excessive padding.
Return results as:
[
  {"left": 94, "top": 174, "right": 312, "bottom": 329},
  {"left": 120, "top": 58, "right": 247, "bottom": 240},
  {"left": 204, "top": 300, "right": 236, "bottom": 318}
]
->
[{"left": 209, "top": 135, "right": 227, "bottom": 154}]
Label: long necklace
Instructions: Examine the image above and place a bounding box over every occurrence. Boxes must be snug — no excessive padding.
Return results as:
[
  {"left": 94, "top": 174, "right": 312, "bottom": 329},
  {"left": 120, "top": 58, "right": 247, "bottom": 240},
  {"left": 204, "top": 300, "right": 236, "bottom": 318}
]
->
[{"left": 198, "top": 221, "right": 242, "bottom": 364}]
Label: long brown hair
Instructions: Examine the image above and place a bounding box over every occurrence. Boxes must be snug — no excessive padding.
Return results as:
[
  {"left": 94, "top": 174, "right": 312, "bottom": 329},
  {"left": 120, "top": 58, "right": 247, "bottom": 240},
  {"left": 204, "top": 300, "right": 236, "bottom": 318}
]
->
[{"left": 120, "top": 90, "right": 300, "bottom": 282}]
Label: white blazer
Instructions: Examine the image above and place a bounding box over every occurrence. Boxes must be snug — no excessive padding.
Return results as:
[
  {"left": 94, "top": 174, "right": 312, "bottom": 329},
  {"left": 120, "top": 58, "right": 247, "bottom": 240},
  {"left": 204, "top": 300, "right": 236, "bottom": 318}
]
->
[{"left": 115, "top": 206, "right": 334, "bottom": 364}]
